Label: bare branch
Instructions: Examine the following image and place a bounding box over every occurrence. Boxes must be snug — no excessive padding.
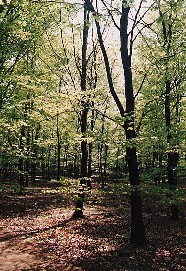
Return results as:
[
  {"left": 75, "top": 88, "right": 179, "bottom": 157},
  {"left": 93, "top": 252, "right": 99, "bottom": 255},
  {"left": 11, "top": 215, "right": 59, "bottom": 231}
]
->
[
  {"left": 71, "top": 25, "right": 82, "bottom": 77},
  {"left": 84, "top": 0, "right": 125, "bottom": 117},
  {"left": 134, "top": 73, "right": 147, "bottom": 100},
  {"left": 129, "top": 0, "right": 143, "bottom": 56},
  {"left": 60, "top": 26, "right": 77, "bottom": 91},
  {"left": 100, "top": 0, "right": 120, "bottom": 30},
  {"left": 91, "top": 107, "right": 124, "bottom": 127}
]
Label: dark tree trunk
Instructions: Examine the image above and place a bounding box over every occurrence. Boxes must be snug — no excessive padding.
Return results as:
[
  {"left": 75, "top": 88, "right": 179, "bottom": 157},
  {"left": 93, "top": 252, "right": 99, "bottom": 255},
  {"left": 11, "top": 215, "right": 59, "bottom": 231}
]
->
[
  {"left": 73, "top": 4, "right": 90, "bottom": 219},
  {"left": 165, "top": 73, "right": 179, "bottom": 220},
  {"left": 88, "top": 142, "right": 93, "bottom": 177},
  {"left": 56, "top": 114, "right": 61, "bottom": 181},
  {"left": 56, "top": 79, "right": 62, "bottom": 181},
  {"left": 31, "top": 126, "right": 39, "bottom": 184},
  {"left": 99, "top": 112, "right": 107, "bottom": 187},
  {"left": 18, "top": 126, "right": 25, "bottom": 192},
  {"left": 25, "top": 128, "right": 30, "bottom": 187},
  {"left": 84, "top": 0, "right": 146, "bottom": 245},
  {"left": 98, "top": 143, "right": 103, "bottom": 183},
  {"left": 64, "top": 144, "right": 69, "bottom": 177},
  {"left": 72, "top": 192, "right": 85, "bottom": 219},
  {"left": 88, "top": 105, "right": 96, "bottom": 177},
  {"left": 41, "top": 147, "right": 45, "bottom": 179},
  {"left": 120, "top": 1, "right": 146, "bottom": 245},
  {"left": 126, "top": 147, "right": 145, "bottom": 244},
  {"left": 25, "top": 159, "right": 29, "bottom": 187},
  {"left": 80, "top": 112, "right": 88, "bottom": 178},
  {"left": 47, "top": 146, "right": 51, "bottom": 180},
  {"left": 103, "top": 143, "right": 108, "bottom": 186},
  {"left": 80, "top": 4, "right": 90, "bottom": 178},
  {"left": 167, "top": 152, "right": 179, "bottom": 219}
]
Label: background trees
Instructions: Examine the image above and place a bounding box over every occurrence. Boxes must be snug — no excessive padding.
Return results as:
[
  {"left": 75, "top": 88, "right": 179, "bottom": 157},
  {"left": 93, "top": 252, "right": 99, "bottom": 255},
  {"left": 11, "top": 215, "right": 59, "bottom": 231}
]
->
[
  {"left": 0, "top": 0, "right": 185, "bottom": 246},
  {"left": 136, "top": 0, "right": 185, "bottom": 218}
]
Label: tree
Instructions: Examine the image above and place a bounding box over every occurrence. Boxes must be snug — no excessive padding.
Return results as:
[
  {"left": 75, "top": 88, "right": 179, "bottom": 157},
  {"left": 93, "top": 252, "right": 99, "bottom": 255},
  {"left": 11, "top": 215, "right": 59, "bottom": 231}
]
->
[
  {"left": 80, "top": 3, "right": 90, "bottom": 178},
  {"left": 84, "top": 0, "right": 148, "bottom": 245},
  {"left": 0, "top": 0, "right": 70, "bottom": 186}
]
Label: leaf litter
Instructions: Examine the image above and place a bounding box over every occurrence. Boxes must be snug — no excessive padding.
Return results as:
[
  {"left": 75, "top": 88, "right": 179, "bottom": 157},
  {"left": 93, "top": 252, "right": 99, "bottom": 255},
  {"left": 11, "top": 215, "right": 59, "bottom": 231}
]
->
[{"left": 0, "top": 187, "right": 185, "bottom": 271}]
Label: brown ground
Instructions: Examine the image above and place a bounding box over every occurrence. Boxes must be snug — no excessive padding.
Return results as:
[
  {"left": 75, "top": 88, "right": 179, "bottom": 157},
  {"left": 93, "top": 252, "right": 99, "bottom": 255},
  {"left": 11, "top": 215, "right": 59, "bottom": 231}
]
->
[{"left": 0, "top": 183, "right": 185, "bottom": 271}]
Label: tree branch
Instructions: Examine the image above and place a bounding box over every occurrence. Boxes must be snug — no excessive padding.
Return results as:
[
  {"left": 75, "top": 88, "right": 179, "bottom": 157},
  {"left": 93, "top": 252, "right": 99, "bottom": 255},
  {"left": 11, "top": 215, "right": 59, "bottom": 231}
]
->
[
  {"left": 100, "top": 0, "right": 120, "bottom": 30},
  {"left": 84, "top": 0, "right": 125, "bottom": 117},
  {"left": 134, "top": 73, "right": 147, "bottom": 100}
]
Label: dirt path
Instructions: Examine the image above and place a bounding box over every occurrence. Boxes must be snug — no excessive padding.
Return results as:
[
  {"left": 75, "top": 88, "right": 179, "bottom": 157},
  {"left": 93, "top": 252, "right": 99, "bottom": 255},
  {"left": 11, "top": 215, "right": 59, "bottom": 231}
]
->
[
  {"left": 0, "top": 234, "right": 38, "bottom": 271},
  {"left": 0, "top": 189, "right": 185, "bottom": 271},
  {"left": 0, "top": 207, "right": 73, "bottom": 271},
  {"left": 0, "top": 206, "right": 121, "bottom": 271}
]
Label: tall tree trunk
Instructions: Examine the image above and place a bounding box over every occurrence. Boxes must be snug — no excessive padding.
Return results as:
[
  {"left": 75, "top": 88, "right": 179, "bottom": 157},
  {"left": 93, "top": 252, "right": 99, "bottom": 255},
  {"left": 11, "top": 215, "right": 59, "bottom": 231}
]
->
[
  {"left": 73, "top": 4, "right": 90, "bottom": 219},
  {"left": 31, "top": 126, "right": 40, "bottom": 184},
  {"left": 80, "top": 4, "right": 90, "bottom": 178},
  {"left": 84, "top": 0, "right": 146, "bottom": 245},
  {"left": 103, "top": 143, "right": 108, "bottom": 186},
  {"left": 88, "top": 142, "right": 93, "bottom": 177},
  {"left": 88, "top": 103, "right": 96, "bottom": 177},
  {"left": 165, "top": 79, "right": 179, "bottom": 219},
  {"left": 56, "top": 114, "right": 61, "bottom": 181},
  {"left": 56, "top": 79, "right": 62, "bottom": 181},
  {"left": 25, "top": 129, "right": 30, "bottom": 187},
  {"left": 120, "top": 1, "right": 145, "bottom": 245},
  {"left": 99, "top": 108, "right": 107, "bottom": 188},
  {"left": 41, "top": 147, "right": 45, "bottom": 179},
  {"left": 64, "top": 144, "right": 69, "bottom": 177},
  {"left": 98, "top": 143, "right": 103, "bottom": 181},
  {"left": 18, "top": 126, "right": 25, "bottom": 192},
  {"left": 47, "top": 146, "right": 51, "bottom": 180},
  {"left": 81, "top": 110, "right": 88, "bottom": 177}
]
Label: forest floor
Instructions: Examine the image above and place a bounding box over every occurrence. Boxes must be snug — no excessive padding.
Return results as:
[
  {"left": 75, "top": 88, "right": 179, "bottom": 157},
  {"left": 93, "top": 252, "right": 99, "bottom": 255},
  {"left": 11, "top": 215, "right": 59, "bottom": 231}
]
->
[{"left": 0, "top": 179, "right": 185, "bottom": 271}]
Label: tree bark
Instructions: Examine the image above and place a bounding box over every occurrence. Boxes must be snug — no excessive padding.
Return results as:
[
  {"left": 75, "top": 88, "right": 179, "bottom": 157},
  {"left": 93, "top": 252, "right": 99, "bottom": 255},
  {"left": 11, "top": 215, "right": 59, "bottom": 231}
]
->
[
  {"left": 18, "top": 126, "right": 25, "bottom": 192},
  {"left": 80, "top": 4, "right": 90, "bottom": 178},
  {"left": 56, "top": 114, "right": 61, "bottom": 181},
  {"left": 84, "top": 0, "right": 146, "bottom": 245},
  {"left": 120, "top": 0, "right": 145, "bottom": 245}
]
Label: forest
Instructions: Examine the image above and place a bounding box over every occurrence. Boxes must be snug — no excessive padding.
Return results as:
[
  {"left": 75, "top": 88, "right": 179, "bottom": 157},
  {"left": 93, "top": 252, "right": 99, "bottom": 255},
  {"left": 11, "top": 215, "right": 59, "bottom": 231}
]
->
[{"left": 0, "top": 0, "right": 185, "bottom": 270}]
